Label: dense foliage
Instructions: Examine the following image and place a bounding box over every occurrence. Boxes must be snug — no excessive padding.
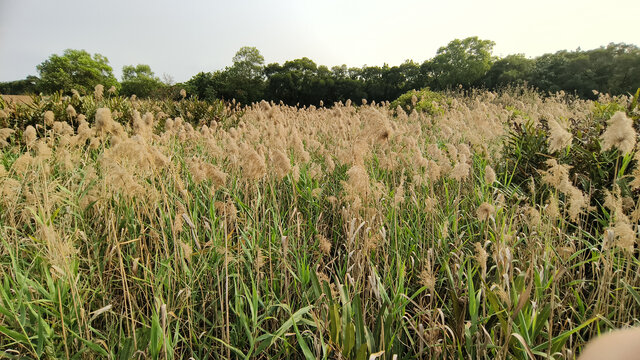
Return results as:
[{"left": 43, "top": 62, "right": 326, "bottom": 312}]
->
[
  {"left": 120, "top": 64, "right": 167, "bottom": 99},
  {"left": 36, "top": 49, "right": 120, "bottom": 95},
  {"left": 3, "top": 39, "right": 639, "bottom": 106},
  {"left": 389, "top": 87, "right": 446, "bottom": 116}
]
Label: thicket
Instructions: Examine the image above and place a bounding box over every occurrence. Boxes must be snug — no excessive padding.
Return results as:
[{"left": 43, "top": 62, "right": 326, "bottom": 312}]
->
[{"left": 2, "top": 39, "right": 639, "bottom": 107}]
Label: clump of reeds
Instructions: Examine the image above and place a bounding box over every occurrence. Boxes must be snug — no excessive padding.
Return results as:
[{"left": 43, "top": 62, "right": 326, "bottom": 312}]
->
[
  {"left": 0, "top": 87, "right": 637, "bottom": 360},
  {"left": 601, "top": 111, "right": 636, "bottom": 154},
  {"left": 94, "top": 84, "right": 104, "bottom": 101}
]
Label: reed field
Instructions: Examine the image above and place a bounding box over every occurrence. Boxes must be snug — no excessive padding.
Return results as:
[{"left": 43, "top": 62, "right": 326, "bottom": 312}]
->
[{"left": 0, "top": 86, "right": 639, "bottom": 359}]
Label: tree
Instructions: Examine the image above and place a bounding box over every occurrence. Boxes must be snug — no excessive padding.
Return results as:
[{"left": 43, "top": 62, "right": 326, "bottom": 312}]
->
[
  {"left": 186, "top": 71, "right": 218, "bottom": 101},
  {"left": 484, "top": 54, "right": 534, "bottom": 89},
  {"left": 184, "top": 47, "right": 267, "bottom": 104},
  {"left": 530, "top": 51, "right": 571, "bottom": 95},
  {"left": 429, "top": 37, "right": 495, "bottom": 89},
  {"left": 184, "top": 39, "right": 638, "bottom": 106},
  {"left": 122, "top": 64, "right": 154, "bottom": 81},
  {"left": 0, "top": 76, "right": 39, "bottom": 95},
  {"left": 529, "top": 44, "right": 640, "bottom": 98},
  {"left": 37, "top": 49, "right": 118, "bottom": 94},
  {"left": 398, "top": 60, "right": 424, "bottom": 92},
  {"left": 596, "top": 43, "right": 640, "bottom": 96},
  {"left": 231, "top": 46, "right": 265, "bottom": 80},
  {"left": 356, "top": 65, "right": 385, "bottom": 102},
  {"left": 222, "top": 46, "right": 266, "bottom": 104},
  {"left": 265, "top": 58, "right": 324, "bottom": 106},
  {"left": 120, "top": 64, "right": 165, "bottom": 98}
]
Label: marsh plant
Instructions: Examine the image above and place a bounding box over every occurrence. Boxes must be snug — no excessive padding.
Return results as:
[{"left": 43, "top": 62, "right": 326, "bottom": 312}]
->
[{"left": 0, "top": 87, "right": 639, "bottom": 359}]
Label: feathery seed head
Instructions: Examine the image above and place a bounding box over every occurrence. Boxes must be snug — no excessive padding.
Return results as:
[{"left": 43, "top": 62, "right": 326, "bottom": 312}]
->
[
  {"left": 523, "top": 206, "right": 542, "bottom": 227},
  {"left": 317, "top": 234, "right": 331, "bottom": 255},
  {"left": 450, "top": 161, "right": 470, "bottom": 181},
  {"left": 345, "top": 164, "right": 370, "bottom": 198},
  {"left": 548, "top": 118, "right": 573, "bottom": 152},
  {"left": 476, "top": 202, "right": 495, "bottom": 221},
  {"left": 601, "top": 111, "right": 636, "bottom": 154},
  {"left": 545, "top": 195, "right": 560, "bottom": 219},
  {"left": 240, "top": 143, "right": 266, "bottom": 180},
  {"left": 484, "top": 165, "right": 496, "bottom": 184},
  {"left": 66, "top": 105, "right": 76, "bottom": 119},
  {"left": 24, "top": 125, "right": 37, "bottom": 147},
  {"left": 94, "top": 84, "right": 104, "bottom": 101},
  {"left": 0, "top": 128, "right": 14, "bottom": 148},
  {"left": 475, "top": 242, "right": 488, "bottom": 279},
  {"left": 419, "top": 269, "right": 436, "bottom": 291},
  {"left": 95, "top": 108, "right": 112, "bottom": 132},
  {"left": 271, "top": 149, "right": 291, "bottom": 180},
  {"left": 44, "top": 111, "right": 55, "bottom": 126},
  {"left": 40, "top": 224, "right": 78, "bottom": 278}
]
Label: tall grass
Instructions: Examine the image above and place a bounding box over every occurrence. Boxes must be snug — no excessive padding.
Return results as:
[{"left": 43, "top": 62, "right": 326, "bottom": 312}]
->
[{"left": 0, "top": 88, "right": 638, "bottom": 359}]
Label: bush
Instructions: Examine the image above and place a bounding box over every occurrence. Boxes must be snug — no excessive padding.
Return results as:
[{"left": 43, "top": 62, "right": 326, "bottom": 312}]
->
[
  {"left": 390, "top": 88, "right": 446, "bottom": 116},
  {"left": 499, "top": 88, "right": 640, "bottom": 232}
]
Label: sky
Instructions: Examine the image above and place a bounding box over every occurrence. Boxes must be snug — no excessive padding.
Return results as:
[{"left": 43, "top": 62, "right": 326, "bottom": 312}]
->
[{"left": 0, "top": 0, "right": 638, "bottom": 83}]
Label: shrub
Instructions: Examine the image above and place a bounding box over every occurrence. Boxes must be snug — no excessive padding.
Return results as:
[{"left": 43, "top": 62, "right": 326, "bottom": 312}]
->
[
  {"left": 390, "top": 87, "right": 446, "bottom": 115},
  {"left": 499, "top": 88, "right": 640, "bottom": 233}
]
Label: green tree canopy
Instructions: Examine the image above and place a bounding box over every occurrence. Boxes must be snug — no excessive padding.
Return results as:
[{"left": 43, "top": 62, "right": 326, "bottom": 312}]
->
[
  {"left": 429, "top": 37, "right": 495, "bottom": 89},
  {"left": 120, "top": 64, "right": 165, "bottom": 98},
  {"left": 224, "top": 46, "right": 266, "bottom": 104},
  {"left": 529, "top": 43, "right": 640, "bottom": 98},
  {"left": 186, "top": 71, "right": 218, "bottom": 101},
  {"left": 231, "top": 46, "right": 265, "bottom": 80},
  {"left": 484, "top": 54, "right": 534, "bottom": 89},
  {"left": 185, "top": 47, "right": 267, "bottom": 104},
  {"left": 37, "top": 49, "right": 118, "bottom": 94},
  {"left": 182, "top": 40, "right": 638, "bottom": 106},
  {"left": 0, "top": 76, "right": 39, "bottom": 95},
  {"left": 122, "top": 64, "right": 155, "bottom": 81},
  {"left": 265, "top": 58, "right": 321, "bottom": 105}
]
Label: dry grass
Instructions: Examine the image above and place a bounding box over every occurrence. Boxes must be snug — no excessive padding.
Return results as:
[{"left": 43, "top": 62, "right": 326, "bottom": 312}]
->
[{"left": 1, "top": 94, "right": 34, "bottom": 105}]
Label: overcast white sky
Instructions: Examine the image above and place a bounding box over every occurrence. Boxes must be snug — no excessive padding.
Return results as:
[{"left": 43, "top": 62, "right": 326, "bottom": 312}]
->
[{"left": 0, "top": 0, "right": 638, "bottom": 82}]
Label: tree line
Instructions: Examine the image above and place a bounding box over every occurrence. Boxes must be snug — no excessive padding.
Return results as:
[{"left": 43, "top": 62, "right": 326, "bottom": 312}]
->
[{"left": 2, "top": 37, "right": 639, "bottom": 105}]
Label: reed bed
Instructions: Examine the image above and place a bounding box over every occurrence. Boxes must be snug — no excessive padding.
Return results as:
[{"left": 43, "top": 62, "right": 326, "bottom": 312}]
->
[{"left": 0, "top": 87, "right": 639, "bottom": 359}]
